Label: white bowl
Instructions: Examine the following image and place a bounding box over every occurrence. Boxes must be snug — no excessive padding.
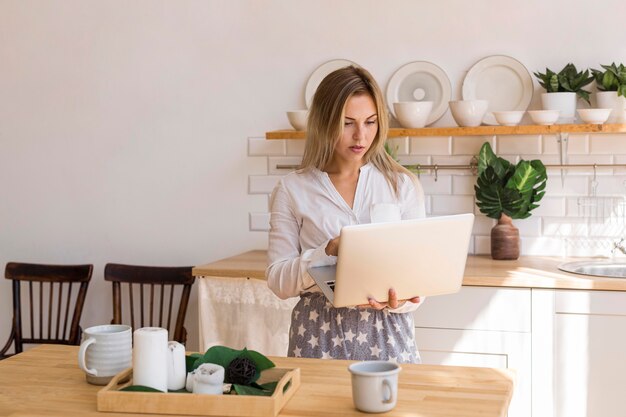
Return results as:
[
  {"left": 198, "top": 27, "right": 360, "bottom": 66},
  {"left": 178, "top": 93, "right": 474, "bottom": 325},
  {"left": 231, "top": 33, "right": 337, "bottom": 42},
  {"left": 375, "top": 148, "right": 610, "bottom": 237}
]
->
[
  {"left": 286, "top": 110, "right": 308, "bottom": 131},
  {"left": 393, "top": 101, "right": 433, "bottom": 128},
  {"left": 449, "top": 100, "right": 488, "bottom": 127},
  {"left": 493, "top": 111, "right": 525, "bottom": 126},
  {"left": 527, "top": 110, "right": 560, "bottom": 126},
  {"left": 577, "top": 108, "right": 612, "bottom": 125}
]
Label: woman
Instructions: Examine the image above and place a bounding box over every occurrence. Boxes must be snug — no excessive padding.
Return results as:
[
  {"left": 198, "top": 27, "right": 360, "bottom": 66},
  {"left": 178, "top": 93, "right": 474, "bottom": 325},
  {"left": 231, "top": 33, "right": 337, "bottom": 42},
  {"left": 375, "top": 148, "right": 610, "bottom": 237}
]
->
[{"left": 266, "top": 66, "right": 426, "bottom": 363}]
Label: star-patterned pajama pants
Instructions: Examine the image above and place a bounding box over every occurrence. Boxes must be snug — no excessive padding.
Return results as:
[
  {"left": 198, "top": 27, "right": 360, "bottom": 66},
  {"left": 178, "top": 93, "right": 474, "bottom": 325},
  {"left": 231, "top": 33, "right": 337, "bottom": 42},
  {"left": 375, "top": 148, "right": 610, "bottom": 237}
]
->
[{"left": 287, "top": 292, "right": 420, "bottom": 363}]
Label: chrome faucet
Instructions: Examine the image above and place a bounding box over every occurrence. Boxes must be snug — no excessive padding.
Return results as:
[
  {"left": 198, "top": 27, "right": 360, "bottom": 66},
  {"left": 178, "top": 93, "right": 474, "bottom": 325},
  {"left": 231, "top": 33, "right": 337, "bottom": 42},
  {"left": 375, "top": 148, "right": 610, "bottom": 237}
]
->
[{"left": 612, "top": 238, "right": 626, "bottom": 255}]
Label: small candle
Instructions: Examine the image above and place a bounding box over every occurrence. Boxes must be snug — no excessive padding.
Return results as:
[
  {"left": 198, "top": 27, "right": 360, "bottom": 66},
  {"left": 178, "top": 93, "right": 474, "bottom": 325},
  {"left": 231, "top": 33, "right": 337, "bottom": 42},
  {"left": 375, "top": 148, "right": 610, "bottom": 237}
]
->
[
  {"left": 192, "top": 363, "right": 225, "bottom": 395},
  {"left": 133, "top": 327, "right": 168, "bottom": 392},
  {"left": 166, "top": 341, "right": 186, "bottom": 391}
]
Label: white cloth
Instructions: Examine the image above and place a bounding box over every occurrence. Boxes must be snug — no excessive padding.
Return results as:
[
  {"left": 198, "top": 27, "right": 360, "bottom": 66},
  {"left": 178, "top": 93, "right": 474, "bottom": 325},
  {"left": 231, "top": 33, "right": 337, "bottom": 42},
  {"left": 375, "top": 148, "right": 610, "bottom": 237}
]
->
[
  {"left": 197, "top": 276, "right": 298, "bottom": 356},
  {"left": 266, "top": 163, "right": 426, "bottom": 314}
]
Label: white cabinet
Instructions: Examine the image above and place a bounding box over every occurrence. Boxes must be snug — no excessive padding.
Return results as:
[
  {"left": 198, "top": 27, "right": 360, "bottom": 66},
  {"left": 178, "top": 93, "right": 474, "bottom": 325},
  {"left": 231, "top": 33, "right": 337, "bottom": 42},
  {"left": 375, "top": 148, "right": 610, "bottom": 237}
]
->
[
  {"left": 414, "top": 287, "right": 531, "bottom": 417},
  {"left": 532, "top": 289, "right": 626, "bottom": 417},
  {"left": 414, "top": 286, "right": 626, "bottom": 417}
]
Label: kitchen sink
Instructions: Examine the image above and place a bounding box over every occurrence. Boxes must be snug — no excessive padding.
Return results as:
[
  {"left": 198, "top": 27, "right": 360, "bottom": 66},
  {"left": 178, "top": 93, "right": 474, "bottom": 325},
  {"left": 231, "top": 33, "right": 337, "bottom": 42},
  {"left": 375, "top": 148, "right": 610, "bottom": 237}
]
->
[{"left": 558, "top": 260, "right": 626, "bottom": 278}]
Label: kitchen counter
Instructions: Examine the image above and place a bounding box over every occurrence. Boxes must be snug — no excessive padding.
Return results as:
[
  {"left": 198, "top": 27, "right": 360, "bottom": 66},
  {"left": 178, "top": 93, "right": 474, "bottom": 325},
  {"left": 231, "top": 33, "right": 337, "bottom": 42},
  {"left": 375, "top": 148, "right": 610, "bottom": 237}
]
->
[
  {"left": 0, "top": 345, "right": 514, "bottom": 417},
  {"left": 193, "top": 250, "right": 626, "bottom": 292}
]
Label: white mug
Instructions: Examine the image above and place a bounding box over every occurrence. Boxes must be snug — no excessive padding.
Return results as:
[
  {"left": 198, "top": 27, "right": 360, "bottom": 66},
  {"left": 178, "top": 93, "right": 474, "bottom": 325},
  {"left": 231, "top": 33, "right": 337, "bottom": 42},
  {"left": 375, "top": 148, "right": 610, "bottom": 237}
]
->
[
  {"left": 77, "top": 324, "right": 132, "bottom": 385},
  {"left": 348, "top": 361, "right": 401, "bottom": 413}
]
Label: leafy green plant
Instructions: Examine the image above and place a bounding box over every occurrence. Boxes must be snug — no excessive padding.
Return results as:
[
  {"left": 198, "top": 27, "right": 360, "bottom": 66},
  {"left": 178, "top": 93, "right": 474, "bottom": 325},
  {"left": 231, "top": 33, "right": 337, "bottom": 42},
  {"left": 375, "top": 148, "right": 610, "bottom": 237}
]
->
[
  {"left": 533, "top": 63, "right": 594, "bottom": 104},
  {"left": 474, "top": 142, "right": 547, "bottom": 220},
  {"left": 591, "top": 62, "right": 626, "bottom": 97}
]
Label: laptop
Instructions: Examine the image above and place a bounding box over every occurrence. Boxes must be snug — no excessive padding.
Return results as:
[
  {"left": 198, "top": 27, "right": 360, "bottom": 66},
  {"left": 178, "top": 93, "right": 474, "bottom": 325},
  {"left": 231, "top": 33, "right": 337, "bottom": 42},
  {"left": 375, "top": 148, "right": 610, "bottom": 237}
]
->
[{"left": 307, "top": 213, "right": 474, "bottom": 307}]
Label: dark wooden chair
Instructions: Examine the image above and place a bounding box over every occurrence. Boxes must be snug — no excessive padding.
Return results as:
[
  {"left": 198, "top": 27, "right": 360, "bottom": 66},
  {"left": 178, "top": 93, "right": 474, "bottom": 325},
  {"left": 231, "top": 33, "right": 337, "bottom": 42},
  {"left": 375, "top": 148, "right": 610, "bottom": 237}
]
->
[
  {"left": 0, "top": 262, "right": 93, "bottom": 359},
  {"left": 104, "top": 263, "right": 195, "bottom": 345}
]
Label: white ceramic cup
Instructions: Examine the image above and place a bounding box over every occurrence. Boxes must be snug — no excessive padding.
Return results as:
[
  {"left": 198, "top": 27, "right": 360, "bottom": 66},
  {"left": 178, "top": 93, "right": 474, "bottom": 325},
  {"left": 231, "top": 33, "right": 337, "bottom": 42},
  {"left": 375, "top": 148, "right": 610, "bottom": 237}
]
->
[
  {"left": 370, "top": 203, "right": 401, "bottom": 223},
  {"left": 348, "top": 361, "right": 401, "bottom": 413},
  {"left": 77, "top": 324, "right": 132, "bottom": 385}
]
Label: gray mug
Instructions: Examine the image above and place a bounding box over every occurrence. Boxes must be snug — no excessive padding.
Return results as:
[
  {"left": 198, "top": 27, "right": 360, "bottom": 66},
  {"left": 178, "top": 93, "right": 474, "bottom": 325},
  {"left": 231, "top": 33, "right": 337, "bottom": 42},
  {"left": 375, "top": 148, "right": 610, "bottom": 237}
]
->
[
  {"left": 348, "top": 361, "right": 401, "bottom": 413},
  {"left": 78, "top": 324, "right": 132, "bottom": 385}
]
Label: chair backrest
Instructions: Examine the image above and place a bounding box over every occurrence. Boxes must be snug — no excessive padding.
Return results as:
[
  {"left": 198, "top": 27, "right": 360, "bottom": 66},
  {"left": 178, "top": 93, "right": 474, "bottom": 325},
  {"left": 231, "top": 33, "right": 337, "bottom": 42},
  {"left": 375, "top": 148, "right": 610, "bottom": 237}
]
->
[
  {"left": 104, "top": 263, "right": 195, "bottom": 345},
  {"left": 1, "top": 262, "right": 93, "bottom": 359}
]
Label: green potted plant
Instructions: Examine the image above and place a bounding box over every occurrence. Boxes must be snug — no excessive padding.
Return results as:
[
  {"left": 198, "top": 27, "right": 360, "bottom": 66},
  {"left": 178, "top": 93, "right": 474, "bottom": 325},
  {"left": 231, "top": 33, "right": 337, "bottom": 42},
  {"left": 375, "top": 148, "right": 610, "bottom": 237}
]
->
[
  {"left": 534, "top": 63, "right": 594, "bottom": 123},
  {"left": 474, "top": 142, "right": 548, "bottom": 260},
  {"left": 591, "top": 62, "right": 626, "bottom": 123}
]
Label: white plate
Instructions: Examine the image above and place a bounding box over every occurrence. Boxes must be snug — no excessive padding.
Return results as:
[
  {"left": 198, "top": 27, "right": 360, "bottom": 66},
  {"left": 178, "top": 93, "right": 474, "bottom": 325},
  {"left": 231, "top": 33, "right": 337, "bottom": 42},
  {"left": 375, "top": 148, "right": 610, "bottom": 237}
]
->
[
  {"left": 462, "top": 55, "right": 533, "bottom": 125},
  {"left": 305, "top": 59, "right": 359, "bottom": 108},
  {"left": 386, "top": 61, "right": 451, "bottom": 126}
]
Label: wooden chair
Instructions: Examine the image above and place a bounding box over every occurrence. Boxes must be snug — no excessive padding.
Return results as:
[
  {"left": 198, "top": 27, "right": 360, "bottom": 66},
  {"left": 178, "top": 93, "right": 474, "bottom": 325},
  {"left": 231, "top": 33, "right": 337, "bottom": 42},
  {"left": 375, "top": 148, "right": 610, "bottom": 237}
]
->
[
  {"left": 0, "top": 262, "right": 93, "bottom": 359},
  {"left": 104, "top": 263, "right": 195, "bottom": 345}
]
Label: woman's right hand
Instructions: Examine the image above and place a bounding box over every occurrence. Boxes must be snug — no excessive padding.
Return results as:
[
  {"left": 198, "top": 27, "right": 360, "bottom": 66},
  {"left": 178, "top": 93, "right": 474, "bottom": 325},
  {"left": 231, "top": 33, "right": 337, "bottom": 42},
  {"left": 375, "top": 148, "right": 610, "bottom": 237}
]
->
[{"left": 325, "top": 236, "right": 340, "bottom": 256}]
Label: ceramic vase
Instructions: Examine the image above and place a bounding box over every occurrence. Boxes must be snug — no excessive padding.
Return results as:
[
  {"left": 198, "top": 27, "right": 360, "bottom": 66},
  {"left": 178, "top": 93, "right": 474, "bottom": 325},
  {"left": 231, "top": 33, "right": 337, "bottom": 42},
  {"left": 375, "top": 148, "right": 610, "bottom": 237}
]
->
[
  {"left": 541, "top": 92, "right": 577, "bottom": 124},
  {"left": 491, "top": 213, "right": 520, "bottom": 260},
  {"left": 595, "top": 91, "right": 626, "bottom": 123}
]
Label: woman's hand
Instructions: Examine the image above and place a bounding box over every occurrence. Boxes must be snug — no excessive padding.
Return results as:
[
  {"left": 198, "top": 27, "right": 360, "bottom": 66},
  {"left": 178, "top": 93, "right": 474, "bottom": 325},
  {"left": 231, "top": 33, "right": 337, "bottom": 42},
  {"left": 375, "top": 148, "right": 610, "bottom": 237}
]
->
[
  {"left": 325, "top": 237, "right": 340, "bottom": 256},
  {"left": 359, "top": 288, "right": 420, "bottom": 310}
]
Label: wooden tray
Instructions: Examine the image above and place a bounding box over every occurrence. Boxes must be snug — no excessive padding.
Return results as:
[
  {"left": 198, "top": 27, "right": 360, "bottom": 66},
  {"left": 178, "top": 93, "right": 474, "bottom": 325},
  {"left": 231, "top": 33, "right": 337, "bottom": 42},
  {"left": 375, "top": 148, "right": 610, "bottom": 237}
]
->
[{"left": 97, "top": 367, "right": 300, "bottom": 417}]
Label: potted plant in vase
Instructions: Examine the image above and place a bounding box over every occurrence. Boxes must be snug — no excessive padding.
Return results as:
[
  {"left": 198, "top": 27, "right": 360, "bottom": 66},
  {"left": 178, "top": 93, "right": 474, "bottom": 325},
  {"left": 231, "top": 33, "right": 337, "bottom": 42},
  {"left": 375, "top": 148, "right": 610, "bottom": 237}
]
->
[
  {"left": 534, "top": 63, "right": 594, "bottom": 123},
  {"left": 474, "top": 142, "right": 548, "bottom": 260},
  {"left": 591, "top": 62, "right": 626, "bottom": 123}
]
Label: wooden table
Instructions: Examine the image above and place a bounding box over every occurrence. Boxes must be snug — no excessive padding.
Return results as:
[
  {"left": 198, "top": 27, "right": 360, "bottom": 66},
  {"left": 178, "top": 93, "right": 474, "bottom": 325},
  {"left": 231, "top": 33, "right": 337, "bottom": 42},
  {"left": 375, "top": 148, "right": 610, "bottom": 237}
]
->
[
  {"left": 0, "top": 345, "right": 514, "bottom": 417},
  {"left": 193, "top": 250, "right": 626, "bottom": 291}
]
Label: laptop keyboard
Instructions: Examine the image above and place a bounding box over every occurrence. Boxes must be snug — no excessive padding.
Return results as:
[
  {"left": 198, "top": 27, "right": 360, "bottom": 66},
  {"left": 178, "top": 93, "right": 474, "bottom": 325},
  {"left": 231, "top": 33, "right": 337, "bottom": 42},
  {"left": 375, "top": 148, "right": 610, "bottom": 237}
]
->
[{"left": 325, "top": 280, "right": 336, "bottom": 292}]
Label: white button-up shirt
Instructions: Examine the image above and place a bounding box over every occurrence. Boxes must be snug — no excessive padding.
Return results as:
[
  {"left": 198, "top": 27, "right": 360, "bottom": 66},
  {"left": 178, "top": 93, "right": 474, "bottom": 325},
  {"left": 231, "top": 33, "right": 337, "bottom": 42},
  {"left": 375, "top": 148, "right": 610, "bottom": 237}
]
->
[{"left": 266, "top": 163, "right": 426, "bottom": 313}]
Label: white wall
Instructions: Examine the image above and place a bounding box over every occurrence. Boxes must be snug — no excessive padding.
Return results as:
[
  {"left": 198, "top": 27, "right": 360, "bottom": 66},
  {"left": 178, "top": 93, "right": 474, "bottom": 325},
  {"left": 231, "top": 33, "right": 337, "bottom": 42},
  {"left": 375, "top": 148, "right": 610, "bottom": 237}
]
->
[{"left": 2, "top": 0, "right": 626, "bottom": 351}]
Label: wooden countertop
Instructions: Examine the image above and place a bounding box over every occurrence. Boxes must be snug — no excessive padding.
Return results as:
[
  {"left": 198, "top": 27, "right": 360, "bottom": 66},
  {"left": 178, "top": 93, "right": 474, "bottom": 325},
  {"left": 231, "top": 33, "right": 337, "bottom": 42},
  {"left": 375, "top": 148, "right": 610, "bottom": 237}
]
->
[
  {"left": 0, "top": 345, "right": 514, "bottom": 417},
  {"left": 193, "top": 250, "right": 626, "bottom": 291}
]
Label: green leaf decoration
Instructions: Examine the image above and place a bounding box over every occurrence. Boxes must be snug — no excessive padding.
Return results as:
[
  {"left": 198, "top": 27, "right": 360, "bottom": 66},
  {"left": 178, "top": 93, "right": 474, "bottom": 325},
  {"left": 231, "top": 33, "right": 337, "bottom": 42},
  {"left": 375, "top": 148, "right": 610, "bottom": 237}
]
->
[
  {"left": 233, "top": 384, "right": 271, "bottom": 396},
  {"left": 193, "top": 346, "right": 241, "bottom": 371},
  {"left": 186, "top": 353, "right": 202, "bottom": 373},
  {"left": 475, "top": 142, "right": 547, "bottom": 220},
  {"left": 120, "top": 385, "right": 164, "bottom": 393},
  {"left": 240, "top": 350, "right": 275, "bottom": 373}
]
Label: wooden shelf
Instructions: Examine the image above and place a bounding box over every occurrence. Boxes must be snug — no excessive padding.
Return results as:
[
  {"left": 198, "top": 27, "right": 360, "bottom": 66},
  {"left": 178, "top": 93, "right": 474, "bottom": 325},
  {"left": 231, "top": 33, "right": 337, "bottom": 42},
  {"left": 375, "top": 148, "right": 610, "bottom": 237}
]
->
[{"left": 266, "top": 123, "right": 626, "bottom": 140}]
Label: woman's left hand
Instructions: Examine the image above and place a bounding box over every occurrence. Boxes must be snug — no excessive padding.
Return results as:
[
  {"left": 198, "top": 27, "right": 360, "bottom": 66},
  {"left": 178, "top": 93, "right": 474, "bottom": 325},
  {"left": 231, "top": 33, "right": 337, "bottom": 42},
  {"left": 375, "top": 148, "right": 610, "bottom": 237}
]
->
[{"left": 359, "top": 288, "right": 420, "bottom": 310}]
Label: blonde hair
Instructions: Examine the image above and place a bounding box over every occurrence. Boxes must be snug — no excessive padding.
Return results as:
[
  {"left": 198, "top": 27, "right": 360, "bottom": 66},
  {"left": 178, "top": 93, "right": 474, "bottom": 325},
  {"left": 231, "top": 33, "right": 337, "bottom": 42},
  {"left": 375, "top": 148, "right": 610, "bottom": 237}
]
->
[{"left": 300, "top": 65, "right": 415, "bottom": 195}]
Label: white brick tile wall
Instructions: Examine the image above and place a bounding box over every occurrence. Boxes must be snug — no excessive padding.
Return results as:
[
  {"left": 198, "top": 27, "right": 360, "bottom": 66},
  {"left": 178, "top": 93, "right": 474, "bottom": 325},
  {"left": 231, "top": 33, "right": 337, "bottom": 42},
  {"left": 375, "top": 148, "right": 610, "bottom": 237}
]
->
[
  {"left": 452, "top": 175, "right": 477, "bottom": 195},
  {"left": 410, "top": 136, "right": 451, "bottom": 155},
  {"left": 452, "top": 136, "right": 493, "bottom": 155},
  {"left": 590, "top": 134, "right": 626, "bottom": 154},
  {"left": 612, "top": 155, "right": 626, "bottom": 174},
  {"left": 247, "top": 156, "right": 270, "bottom": 175},
  {"left": 248, "top": 137, "right": 285, "bottom": 156},
  {"left": 268, "top": 156, "right": 302, "bottom": 175},
  {"left": 497, "top": 135, "right": 541, "bottom": 155},
  {"left": 474, "top": 236, "right": 491, "bottom": 255},
  {"left": 594, "top": 175, "right": 626, "bottom": 195},
  {"left": 419, "top": 175, "right": 452, "bottom": 195},
  {"left": 543, "top": 217, "right": 590, "bottom": 237},
  {"left": 248, "top": 132, "right": 626, "bottom": 256},
  {"left": 521, "top": 237, "right": 565, "bottom": 256},
  {"left": 431, "top": 195, "right": 475, "bottom": 215},
  {"left": 542, "top": 134, "right": 588, "bottom": 155},
  {"left": 473, "top": 215, "right": 495, "bottom": 235},
  {"left": 397, "top": 155, "right": 431, "bottom": 167},
  {"left": 249, "top": 212, "right": 270, "bottom": 232},
  {"left": 515, "top": 217, "right": 542, "bottom": 237},
  {"left": 249, "top": 175, "right": 282, "bottom": 194},
  {"left": 529, "top": 197, "right": 565, "bottom": 217},
  {"left": 387, "top": 137, "right": 409, "bottom": 156},
  {"left": 545, "top": 175, "right": 588, "bottom": 196},
  {"left": 286, "top": 139, "right": 306, "bottom": 156}
]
